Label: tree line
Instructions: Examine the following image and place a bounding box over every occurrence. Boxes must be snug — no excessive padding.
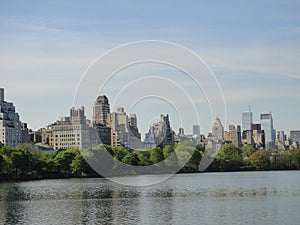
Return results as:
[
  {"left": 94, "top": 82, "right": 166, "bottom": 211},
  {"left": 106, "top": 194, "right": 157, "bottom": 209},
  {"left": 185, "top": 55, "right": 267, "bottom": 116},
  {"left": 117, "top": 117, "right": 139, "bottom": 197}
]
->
[{"left": 0, "top": 141, "right": 300, "bottom": 180}]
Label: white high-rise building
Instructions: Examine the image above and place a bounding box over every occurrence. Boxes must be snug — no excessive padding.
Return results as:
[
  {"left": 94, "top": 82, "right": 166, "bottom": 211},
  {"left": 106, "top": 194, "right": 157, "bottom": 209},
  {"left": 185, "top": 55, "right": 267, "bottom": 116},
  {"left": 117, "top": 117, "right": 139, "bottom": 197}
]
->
[
  {"left": 260, "top": 113, "right": 275, "bottom": 148},
  {"left": 0, "top": 88, "right": 22, "bottom": 148},
  {"left": 212, "top": 117, "right": 224, "bottom": 141},
  {"left": 277, "top": 130, "right": 286, "bottom": 143},
  {"left": 242, "top": 106, "right": 253, "bottom": 131},
  {"left": 193, "top": 125, "right": 200, "bottom": 138}
]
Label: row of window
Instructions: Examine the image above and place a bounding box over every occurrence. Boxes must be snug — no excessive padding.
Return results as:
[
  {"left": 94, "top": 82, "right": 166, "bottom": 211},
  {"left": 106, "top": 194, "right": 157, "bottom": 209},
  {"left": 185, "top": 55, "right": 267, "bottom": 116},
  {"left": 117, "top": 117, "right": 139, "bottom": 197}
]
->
[
  {"left": 55, "top": 142, "right": 80, "bottom": 146},
  {"left": 55, "top": 138, "right": 80, "bottom": 142},
  {"left": 55, "top": 134, "right": 80, "bottom": 138}
]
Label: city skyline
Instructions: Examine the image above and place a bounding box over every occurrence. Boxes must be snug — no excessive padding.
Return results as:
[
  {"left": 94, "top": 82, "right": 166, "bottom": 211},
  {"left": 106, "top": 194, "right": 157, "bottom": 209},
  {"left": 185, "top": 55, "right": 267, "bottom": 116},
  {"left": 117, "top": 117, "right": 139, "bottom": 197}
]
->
[
  {"left": 1, "top": 1, "right": 300, "bottom": 134},
  {"left": 1, "top": 87, "right": 298, "bottom": 141}
]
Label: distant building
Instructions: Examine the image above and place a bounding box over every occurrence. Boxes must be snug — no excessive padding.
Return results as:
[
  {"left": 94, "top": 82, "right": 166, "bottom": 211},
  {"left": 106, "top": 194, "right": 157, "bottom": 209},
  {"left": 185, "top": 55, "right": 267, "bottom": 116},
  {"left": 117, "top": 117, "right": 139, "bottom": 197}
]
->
[
  {"left": 93, "top": 95, "right": 110, "bottom": 126},
  {"left": 95, "top": 125, "right": 111, "bottom": 145},
  {"left": 224, "top": 124, "right": 241, "bottom": 147},
  {"left": 41, "top": 107, "right": 93, "bottom": 150},
  {"left": 29, "top": 130, "right": 42, "bottom": 143},
  {"left": 260, "top": 113, "right": 275, "bottom": 148},
  {"left": 193, "top": 125, "right": 200, "bottom": 138},
  {"left": 252, "top": 124, "right": 265, "bottom": 149},
  {"left": 21, "top": 122, "right": 29, "bottom": 143},
  {"left": 92, "top": 95, "right": 112, "bottom": 145},
  {"left": 212, "top": 117, "right": 224, "bottom": 141},
  {"left": 242, "top": 107, "right": 253, "bottom": 131},
  {"left": 33, "top": 143, "right": 56, "bottom": 154},
  {"left": 144, "top": 132, "right": 156, "bottom": 149},
  {"left": 242, "top": 130, "right": 253, "bottom": 146},
  {"left": 206, "top": 132, "right": 222, "bottom": 153},
  {"left": 146, "top": 114, "right": 175, "bottom": 148},
  {"left": 107, "top": 107, "right": 142, "bottom": 149},
  {"left": 179, "top": 127, "right": 184, "bottom": 136},
  {"left": 290, "top": 130, "right": 300, "bottom": 144},
  {"left": 277, "top": 130, "right": 287, "bottom": 143},
  {"left": 0, "top": 88, "right": 22, "bottom": 147}
]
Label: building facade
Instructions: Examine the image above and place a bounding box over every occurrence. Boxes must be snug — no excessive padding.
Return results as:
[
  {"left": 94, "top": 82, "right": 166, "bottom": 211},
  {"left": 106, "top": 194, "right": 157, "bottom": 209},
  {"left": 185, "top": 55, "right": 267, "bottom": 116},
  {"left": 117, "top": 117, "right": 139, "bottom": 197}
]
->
[
  {"left": 242, "top": 108, "right": 253, "bottom": 131},
  {"left": 260, "top": 113, "right": 275, "bottom": 148},
  {"left": 277, "top": 130, "right": 287, "bottom": 143},
  {"left": 290, "top": 130, "right": 300, "bottom": 144},
  {"left": 21, "top": 122, "right": 29, "bottom": 143},
  {"left": 192, "top": 125, "right": 200, "bottom": 138},
  {"left": 107, "top": 107, "right": 142, "bottom": 149},
  {"left": 252, "top": 124, "right": 265, "bottom": 149},
  {"left": 146, "top": 114, "right": 175, "bottom": 148},
  {"left": 41, "top": 107, "right": 94, "bottom": 150},
  {"left": 212, "top": 117, "right": 224, "bottom": 141},
  {"left": 0, "top": 88, "right": 22, "bottom": 148},
  {"left": 224, "top": 124, "right": 241, "bottom": 147},
  {"left": 93, "top": 95, "right": 110, "bottom": 126}
]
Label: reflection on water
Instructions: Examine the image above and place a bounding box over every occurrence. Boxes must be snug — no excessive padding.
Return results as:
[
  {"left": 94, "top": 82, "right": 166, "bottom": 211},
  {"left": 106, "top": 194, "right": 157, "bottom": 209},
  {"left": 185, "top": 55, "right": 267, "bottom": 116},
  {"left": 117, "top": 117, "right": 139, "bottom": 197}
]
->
[{"left": 0, "top": 171, "right": 300, "bottom": 225}]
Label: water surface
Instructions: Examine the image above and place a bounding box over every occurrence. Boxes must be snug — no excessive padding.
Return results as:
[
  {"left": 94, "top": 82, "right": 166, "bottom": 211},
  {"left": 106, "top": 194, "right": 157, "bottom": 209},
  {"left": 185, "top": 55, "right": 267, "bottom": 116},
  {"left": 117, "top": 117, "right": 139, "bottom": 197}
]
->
[{"left": 0, "top": 171, "right": 299, "bottom": 225}]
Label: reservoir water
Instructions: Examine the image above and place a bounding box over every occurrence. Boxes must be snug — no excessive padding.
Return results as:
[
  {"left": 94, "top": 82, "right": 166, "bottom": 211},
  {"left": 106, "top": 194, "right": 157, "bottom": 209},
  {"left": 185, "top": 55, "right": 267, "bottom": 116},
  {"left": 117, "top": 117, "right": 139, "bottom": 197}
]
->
[{"left": 0, "top": 171, "right": 299, "bottom": 225}]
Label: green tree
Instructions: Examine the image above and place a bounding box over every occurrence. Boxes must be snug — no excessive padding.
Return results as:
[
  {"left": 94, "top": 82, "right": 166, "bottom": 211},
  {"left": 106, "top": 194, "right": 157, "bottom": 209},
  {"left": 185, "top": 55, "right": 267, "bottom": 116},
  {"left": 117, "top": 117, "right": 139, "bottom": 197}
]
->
[
  {"left": 134, "top": 150, "right": 152, "bottom": 166},
  {"left": 54, "top": 148, "right": 79, "bottom": 173},
  {"left": 249, "top": 150, "right": 271, "bottom": 170},
  {"left": 175, "top": 141, "right": 196, "bottom": 169},
  {"left": 216, "top": 143, "right": 243, "bottom": 171},
  {"left": 291, "top": 149, "right": 300, "bottom": 169},
  {"left": 149, "top": 147, "right": 164, "bottom": 164},
  {"left": 71, "top": 154, "right": 89, "bottom": 175},
  {"left": 274, "top": 151, "right": 298, "bottom": 170},
  {"left": 112, "top": 146, "right": 129, "bottom": 161},
  {"left": 163, "top": 145, "right": 174, "bottom": 158},
  {"left": 122, "top": 152, "right": 139, "bottom": 166},
  {"left": 0, "top": 154, "right": 4, "bottom": 174},
  {"left": 10, "top": 149, "right": 32, "bottom": 175},
  {"left": 241, "top": 145, "right": 255, "bottom": 159},
  {"left": 0, "top": 146, "right": 13, "bottom": 174},
  {"left": 185, "top": 144, "right": 205, "bottom": 171}
]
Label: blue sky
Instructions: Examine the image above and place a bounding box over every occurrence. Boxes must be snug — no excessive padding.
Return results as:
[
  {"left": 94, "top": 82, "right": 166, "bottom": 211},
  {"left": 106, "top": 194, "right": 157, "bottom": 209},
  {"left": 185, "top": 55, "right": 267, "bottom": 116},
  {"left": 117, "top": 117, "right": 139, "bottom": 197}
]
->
[{"left": 0, "top": 0, "right": 300, "bottom": 136}]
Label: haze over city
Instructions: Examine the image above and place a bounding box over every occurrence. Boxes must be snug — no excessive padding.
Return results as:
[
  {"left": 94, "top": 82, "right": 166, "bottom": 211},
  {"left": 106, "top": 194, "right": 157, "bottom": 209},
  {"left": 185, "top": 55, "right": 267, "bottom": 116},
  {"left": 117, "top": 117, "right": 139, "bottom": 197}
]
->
[
  {"left": 1, "top": 1, "right": 300, "bottom": 135},
  {"left": 1, "top": 2, "right": 300, "bottom": 225}
]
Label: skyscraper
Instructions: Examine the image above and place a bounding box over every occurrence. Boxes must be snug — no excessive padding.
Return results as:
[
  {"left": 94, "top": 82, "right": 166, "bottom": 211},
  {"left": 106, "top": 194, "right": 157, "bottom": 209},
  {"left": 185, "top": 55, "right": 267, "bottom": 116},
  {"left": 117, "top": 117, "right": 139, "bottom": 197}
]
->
[
  {"left": 252, "top": 124, "right": 265, "bottom": 149},
  {"left": 260, "top": 113, "right": 275, "bottom": 148},
  {"left": 277, "top": 130, "right": 287, "bottom": 143},
  {"left": 242, "top": 106, "right": 253, "bottom": 131},
  {"left": 290, "top": 130, "right": 300, "bottom": 144},
  {"left": 107, "top": 107, "right": 142, "bottom": 149},
  {"left": 212, "top": 117, "right": 224, "bottom": 141},
  {"left": 193, "top": 125, "right": 200, "bottom": 138},
  {"left": 0, "top": 88, "right": 22, "bottom": 147},
  {"left": 93, "top": 95, "right": 110, "bottom": 126},
  {"left": 0, "top": 88, "right": 4, "bottom": 102},
  {"left": 226, "top": 124, "right": 242, "bottom": 147},
  {"left": 179, "top": 128, "right": 184, "bottom": 136},
  {"left": 147, "top": 114, "right": 175, "bottom": 148}
]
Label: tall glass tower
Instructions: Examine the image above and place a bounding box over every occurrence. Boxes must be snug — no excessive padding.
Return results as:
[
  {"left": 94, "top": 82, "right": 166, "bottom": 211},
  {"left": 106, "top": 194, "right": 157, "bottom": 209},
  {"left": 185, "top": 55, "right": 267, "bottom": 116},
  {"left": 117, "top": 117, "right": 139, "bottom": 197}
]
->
[
  {"left": 193, "top": 125, "right": 200, "bottom": 138},
  {"left": 242, "top": 106, "right": 253, "bottom": 131},
  {"left": 260, "top": 113, "right": 275, "bottom": 148}
]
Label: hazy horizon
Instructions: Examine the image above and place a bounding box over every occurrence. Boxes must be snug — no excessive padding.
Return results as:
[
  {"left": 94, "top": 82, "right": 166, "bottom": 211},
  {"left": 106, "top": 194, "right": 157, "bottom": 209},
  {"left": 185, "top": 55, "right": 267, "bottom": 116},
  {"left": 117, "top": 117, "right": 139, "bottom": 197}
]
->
[{"left": 1, "top": 1, "right": 300, "bottom": 135}]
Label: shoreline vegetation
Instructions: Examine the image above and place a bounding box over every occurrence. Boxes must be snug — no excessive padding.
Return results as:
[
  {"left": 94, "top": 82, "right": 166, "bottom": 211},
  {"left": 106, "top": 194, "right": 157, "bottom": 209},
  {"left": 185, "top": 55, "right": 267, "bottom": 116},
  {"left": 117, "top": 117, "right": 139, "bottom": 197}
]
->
[{"left": 0, "top": 141, "right": 300, "bottom": 182}]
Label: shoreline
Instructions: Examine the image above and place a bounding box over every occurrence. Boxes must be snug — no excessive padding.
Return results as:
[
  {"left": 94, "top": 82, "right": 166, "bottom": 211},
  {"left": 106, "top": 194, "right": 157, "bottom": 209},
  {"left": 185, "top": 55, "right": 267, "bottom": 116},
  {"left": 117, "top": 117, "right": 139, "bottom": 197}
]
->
[{"left": 1, "top": 169, "right": 298, "bottom": 182}]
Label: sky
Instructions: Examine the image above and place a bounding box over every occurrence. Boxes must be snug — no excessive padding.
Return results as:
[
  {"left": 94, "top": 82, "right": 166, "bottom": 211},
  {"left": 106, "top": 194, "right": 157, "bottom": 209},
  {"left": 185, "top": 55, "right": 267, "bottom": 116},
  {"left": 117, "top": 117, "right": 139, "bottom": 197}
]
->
[{"left": 0, "top": 0, "right": 300, "bottom": 136}]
